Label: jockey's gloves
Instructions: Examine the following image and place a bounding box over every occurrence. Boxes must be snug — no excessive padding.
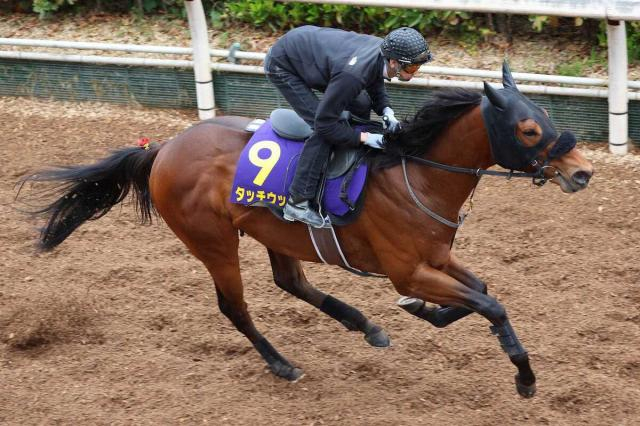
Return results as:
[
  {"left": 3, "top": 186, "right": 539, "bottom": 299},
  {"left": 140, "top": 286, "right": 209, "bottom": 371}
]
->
[
  {"left": 382, "top": 107, "right": 401, "bottom": 133},
  {"left": 364, "top": 133, "right": 385, "bottom": 149}
]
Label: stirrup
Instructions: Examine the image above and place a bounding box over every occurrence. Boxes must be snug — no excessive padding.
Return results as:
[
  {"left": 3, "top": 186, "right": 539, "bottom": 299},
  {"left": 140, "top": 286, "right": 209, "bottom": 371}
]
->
[{"left": 283, "top": 200, "right": 326, "bottom": 228}]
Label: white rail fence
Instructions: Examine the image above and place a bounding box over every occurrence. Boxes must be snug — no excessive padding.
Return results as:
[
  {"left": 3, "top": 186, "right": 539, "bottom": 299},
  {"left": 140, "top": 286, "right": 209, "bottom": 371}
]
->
[
  {"left": 281, "top": 0, "right": 640, "bottom": 154},
  {"left": 1, "top": 0, "right": 638, "bottom": 153}
]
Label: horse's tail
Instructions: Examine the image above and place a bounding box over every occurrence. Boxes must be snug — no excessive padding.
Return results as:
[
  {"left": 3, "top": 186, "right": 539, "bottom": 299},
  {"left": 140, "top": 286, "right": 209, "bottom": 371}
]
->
[{"left": 19, "top": 144, "right": 161, "bottom": 251}]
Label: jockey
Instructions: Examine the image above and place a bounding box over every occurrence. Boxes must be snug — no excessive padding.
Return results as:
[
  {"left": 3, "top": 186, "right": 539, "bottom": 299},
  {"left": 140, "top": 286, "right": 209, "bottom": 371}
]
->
[{"left": 264, "top": 25, "right": 433, "bottom": 228}]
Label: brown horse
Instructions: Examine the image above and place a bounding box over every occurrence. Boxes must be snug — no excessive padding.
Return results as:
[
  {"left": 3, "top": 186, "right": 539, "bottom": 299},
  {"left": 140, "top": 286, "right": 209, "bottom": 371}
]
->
[{"left": 21, "top": 63, "right": 593, "bottom": 398}]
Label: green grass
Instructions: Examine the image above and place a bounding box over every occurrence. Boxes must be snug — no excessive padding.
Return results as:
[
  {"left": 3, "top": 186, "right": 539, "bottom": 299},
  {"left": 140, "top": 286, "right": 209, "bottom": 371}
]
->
[{"left": 555, "top": 48, "right": 606, "bottom": 77}]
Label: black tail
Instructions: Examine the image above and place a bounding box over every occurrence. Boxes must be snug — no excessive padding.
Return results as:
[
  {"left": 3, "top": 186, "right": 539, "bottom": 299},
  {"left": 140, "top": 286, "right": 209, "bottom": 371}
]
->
[{"left": 18, "top": 145, "right": 161, "bottom": 251}]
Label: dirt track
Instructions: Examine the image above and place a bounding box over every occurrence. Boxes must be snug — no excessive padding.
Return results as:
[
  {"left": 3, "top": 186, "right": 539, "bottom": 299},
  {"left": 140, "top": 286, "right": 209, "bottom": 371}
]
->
[{"left": 1, "top": 96, "right": 639, "bottom": 425}]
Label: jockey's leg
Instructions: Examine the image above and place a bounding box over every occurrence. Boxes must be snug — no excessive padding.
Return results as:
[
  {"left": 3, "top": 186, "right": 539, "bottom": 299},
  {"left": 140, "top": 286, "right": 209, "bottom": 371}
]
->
[
  {"left": 288, "top": 132, "right": 331, "bottom": 202},
  {"left": 346, "top": 90, "right": 373, "bottom": 121},
  {"left": 264, "top": 56, "right": 331, "bottom": 227},
  {"left": 264, "top": 54, "right": 319, "bottom": 127},
  {"left": 268, "top": 249, "right": 390, "bottom": 347},
  {"left": 283, "top": 132, "right": 332, "bottom": 228}
]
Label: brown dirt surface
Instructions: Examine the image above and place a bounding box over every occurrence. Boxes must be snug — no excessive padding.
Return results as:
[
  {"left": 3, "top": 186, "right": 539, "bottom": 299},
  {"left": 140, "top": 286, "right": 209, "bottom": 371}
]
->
[
  {"left": 1, "top": 92, "right": 640, "bottom": 425},
  {"left": 1, "top": 11, "right": 640, "bottom": 425}
]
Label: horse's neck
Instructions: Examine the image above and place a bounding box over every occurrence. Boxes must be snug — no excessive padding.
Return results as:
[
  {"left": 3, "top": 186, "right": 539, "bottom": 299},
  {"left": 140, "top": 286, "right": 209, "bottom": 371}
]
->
[{"left": 406, "top": 106, "right": 493, "bottom": 218}]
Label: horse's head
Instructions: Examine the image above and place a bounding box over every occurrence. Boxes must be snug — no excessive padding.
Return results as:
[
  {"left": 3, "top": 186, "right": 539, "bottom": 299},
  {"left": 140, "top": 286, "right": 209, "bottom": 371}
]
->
[{"left": 482, "top": 61, "right": 594, "bottom": 193}]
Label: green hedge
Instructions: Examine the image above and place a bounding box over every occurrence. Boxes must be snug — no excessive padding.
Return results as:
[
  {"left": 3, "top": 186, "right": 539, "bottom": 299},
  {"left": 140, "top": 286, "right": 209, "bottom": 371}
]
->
[
  {"left": 3, "top": 0, "right": 640, "bottom": 60},
  {"left": 222, "top": 1, "right": 479, "bottom": 34}
]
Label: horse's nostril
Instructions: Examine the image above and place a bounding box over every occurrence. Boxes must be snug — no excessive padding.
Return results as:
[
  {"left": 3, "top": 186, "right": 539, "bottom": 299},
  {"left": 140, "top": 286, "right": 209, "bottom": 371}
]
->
[{"left": 572, "top": 170, "right": 592, "bottom": 187}]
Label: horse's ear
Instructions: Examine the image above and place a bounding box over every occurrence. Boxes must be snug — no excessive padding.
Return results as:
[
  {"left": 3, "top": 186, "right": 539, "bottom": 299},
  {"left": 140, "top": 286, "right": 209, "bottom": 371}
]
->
[
  {"left": 483, "top": 81, "right": 507, "bottom": 110},
  {"left": 502, "top": 60, "right": 517, "bottom": 90}
]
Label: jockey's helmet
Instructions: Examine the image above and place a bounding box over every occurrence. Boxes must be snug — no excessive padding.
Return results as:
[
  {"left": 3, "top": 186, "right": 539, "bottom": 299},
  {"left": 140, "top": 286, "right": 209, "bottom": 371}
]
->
[{"left": 380, "top": 27, "right": 433, "bottom": 69}]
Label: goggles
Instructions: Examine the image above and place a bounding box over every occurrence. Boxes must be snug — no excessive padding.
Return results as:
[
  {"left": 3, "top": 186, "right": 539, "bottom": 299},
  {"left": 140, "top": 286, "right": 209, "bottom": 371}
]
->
[
  {"left": 401, "top": 63, "right": 422, "bottom": 74},
  {"left": 399, "top": 51, "right": 433, "bottom": 74}
]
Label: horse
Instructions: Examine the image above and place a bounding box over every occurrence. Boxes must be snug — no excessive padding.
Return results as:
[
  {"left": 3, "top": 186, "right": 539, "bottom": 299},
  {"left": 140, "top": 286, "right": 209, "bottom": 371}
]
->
[{"left": 19, "top": 62, "right": 593, "bottom": 398}]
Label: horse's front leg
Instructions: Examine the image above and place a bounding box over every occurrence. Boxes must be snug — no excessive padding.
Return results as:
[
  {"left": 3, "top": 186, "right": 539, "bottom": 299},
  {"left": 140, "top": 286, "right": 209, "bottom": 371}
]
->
[
  {"left": 398, "top": 255, "right": 487, "bottom": 328},
  {"left": 394, "top": 263, "right": 536, "bottom": 398}
]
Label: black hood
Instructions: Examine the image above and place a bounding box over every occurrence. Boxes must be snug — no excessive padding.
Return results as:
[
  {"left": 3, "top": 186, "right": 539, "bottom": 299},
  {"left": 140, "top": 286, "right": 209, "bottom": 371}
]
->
[{"left": 481, "top": 61, "right": 559, "bottom": 171}]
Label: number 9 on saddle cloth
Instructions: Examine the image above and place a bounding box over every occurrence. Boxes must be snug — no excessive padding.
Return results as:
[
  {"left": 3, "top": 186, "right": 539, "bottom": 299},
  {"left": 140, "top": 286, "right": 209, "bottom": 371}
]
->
[{"left": 231, "top": 108, "right": 380, "bottom": 226}]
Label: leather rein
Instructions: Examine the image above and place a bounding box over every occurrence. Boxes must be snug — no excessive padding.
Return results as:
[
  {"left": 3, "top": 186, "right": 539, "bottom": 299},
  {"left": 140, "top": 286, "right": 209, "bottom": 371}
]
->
[
  {"left": 350, "top": 115, "right": 560, "bottom": 230},
  {"left": 400, "top": 154, "right": 558, "bottom": 229}
]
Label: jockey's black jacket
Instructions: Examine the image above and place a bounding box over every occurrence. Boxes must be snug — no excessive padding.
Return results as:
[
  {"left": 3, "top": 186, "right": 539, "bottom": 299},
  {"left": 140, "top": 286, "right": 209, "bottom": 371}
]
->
[{"left": 268, "top": 25, "right": 391, "bottom": 147}]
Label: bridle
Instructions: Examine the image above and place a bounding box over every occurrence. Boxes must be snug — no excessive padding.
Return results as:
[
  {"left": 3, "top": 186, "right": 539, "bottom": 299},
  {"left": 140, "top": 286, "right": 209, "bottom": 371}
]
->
[
  {"left": 399, "top": 145, "right": 568, "bottom": 229},
  {"left": 352, "top": 116, "right": 573, "bottom": 230}
]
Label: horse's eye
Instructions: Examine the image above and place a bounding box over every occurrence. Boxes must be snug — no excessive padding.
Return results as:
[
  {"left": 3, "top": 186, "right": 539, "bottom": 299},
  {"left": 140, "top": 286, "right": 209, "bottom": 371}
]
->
[{"left": 523, "top": 129, "right": 538, "bottom": 137}]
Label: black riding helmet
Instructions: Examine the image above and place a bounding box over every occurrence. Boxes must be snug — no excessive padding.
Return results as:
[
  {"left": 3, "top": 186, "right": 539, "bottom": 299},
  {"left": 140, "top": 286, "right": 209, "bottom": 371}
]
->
[{"left": 380, "top": 27, "right": 433, "bottom": 65}]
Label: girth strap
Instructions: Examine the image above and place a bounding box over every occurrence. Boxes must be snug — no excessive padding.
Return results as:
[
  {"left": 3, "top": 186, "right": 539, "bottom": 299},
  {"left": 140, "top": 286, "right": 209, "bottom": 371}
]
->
[{"left": 307, "top": 225, "right": 386, "bottom": 278}]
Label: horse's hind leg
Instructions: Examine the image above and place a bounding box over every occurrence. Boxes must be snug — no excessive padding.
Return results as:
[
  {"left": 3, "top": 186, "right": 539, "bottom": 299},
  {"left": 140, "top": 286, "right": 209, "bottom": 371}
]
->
[
  {"left": 178, "top": 226, "right": 302, "bottom": 381},
  {"left": 267, "top": 249, "right": 390, "bottom": 347}
]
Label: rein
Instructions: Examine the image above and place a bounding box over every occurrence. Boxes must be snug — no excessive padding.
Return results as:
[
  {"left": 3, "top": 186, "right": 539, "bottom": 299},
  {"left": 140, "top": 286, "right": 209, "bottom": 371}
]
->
[
  {"left": 352, "top": 116, "right": 563, "bottom": 230},
  {"left": 402, "top": 154, "right": 549, "bottom": 181},
  {"left": 400, "top": 154, "right": 557, "bottom": 229}
]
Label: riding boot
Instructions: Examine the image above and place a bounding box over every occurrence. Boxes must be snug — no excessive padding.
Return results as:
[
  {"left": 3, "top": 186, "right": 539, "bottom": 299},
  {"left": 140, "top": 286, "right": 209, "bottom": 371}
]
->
[{"left": 283, "top": 198, "right": 326, "bottom": 228}]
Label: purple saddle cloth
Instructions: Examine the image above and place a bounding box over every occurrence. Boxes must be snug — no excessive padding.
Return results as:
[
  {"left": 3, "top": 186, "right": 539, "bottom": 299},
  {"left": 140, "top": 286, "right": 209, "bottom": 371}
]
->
[{"left": 230, "top": 119, "right": 367, "bottom": 217}]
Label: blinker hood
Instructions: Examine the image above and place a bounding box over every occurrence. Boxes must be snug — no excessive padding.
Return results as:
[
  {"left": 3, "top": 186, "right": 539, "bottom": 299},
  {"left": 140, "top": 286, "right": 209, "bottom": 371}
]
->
[{"left": 481, "top": 61, "right": 559, "bottom": 171}]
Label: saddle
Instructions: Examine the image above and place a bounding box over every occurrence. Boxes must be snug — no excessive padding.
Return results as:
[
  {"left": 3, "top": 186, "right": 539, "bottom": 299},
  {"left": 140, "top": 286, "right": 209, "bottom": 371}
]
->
[
  {"left": 231, "top": 109, "right": 384, "bottom": 277},
  {"left": 232, "top": 108, "right": 374, "bottom": 225},
  {"left": 269, "top": 108, "right": 364, "bottom": 184}
]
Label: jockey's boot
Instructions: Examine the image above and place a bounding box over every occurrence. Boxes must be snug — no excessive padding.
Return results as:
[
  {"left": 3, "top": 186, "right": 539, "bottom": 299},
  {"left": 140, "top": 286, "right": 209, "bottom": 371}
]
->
[{"left": 283, "top": 198, "right": 326, "bottom": 228}]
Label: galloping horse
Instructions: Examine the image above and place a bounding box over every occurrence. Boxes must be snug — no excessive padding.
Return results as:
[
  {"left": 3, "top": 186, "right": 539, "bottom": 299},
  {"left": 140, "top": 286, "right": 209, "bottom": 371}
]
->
[{"left": 21, "top": 63, "right": 593, "bottom": 397}]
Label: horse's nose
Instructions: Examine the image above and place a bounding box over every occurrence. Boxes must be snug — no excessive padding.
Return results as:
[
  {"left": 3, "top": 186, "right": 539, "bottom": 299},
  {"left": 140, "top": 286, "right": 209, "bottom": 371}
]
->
[{"left": 571, "top": 170, "right": 592, "bottom": 188}]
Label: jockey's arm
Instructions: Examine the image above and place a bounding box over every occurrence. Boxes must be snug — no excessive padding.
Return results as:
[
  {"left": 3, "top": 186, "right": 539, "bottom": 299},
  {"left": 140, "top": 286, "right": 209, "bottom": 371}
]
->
[
  {"left": 366, "top": 75, "right": 391, "bottom": 117},
  {"left": 314, "top": 72, "right": 365, "bottom": 148}
]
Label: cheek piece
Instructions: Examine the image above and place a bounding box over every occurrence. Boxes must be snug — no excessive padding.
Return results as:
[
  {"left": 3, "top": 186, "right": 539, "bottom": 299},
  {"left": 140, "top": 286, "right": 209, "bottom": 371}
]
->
[{"left": 547, "top": 131, "right": 577, "bottom": 159}]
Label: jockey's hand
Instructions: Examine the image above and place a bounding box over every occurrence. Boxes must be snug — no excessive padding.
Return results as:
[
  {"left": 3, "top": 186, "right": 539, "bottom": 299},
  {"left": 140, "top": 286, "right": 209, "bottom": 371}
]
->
[
  {"left": 363, "top": 133, "right": 385, "bottom": 149},
  {"left": 382, "top": 107, "right": 401, "bottom": 133}
]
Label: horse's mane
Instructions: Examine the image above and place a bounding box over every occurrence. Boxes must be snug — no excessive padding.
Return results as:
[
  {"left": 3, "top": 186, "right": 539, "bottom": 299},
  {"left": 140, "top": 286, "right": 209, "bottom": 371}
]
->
[{"left": 370, "top": 88, "right": 483, "bottom": 169}]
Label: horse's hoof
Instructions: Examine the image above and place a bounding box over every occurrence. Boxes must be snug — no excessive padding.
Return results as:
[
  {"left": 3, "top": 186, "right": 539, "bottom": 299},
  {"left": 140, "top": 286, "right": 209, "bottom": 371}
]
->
[
  {"left": 288, "top": 368, "right": 305, "bottom": 383},
  {"left": 515, "top": 374, "right": 536, "bottom": 398},
  {"left": 365, "top": 328, "right": 391, "bottom": 348},
  {"left": 271, "top": 363, "right": 304, "bottom": 382},
  {"left": 397, "top": 296, "right": 425, "bottom": 314}
]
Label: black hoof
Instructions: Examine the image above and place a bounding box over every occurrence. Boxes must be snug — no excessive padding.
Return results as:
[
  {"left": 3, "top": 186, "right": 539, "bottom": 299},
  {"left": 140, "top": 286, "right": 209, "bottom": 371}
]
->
[
  {"left": 515, "top": 374, "right": 536, "bottom": 398},
  {"left": 270, "top": 362, "right": 304, "bottom": 382},
  {"left": 397, "top": 296, "right": 425, "bottom": 315},
  {"left": 365, "top": 327, "right": 391, "bottom": 347}
]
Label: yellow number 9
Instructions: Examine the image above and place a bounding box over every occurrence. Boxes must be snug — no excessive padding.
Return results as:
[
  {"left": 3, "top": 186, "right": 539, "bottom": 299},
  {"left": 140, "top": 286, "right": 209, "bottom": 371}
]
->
[{"left": 248, "top": 140, "right": 281, "bottom": 186}]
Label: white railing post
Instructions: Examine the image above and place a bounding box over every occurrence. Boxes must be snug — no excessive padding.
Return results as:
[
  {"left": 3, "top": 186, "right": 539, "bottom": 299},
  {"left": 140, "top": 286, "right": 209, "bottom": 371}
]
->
[
  {"left": 607, "top": 19, "right": 629, "bottom": 155},
  {"left": 185, "top": 0, "right": 215, "bottom": 119}
]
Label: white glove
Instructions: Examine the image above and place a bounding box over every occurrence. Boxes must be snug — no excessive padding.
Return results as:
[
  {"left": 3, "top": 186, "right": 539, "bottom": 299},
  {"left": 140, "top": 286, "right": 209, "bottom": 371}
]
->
[
  {"left": 364, "top": 133, "right": 385, "bottom": 149},
  {"left": 382, "top": 107, "right": 401, "bottom": 133}
]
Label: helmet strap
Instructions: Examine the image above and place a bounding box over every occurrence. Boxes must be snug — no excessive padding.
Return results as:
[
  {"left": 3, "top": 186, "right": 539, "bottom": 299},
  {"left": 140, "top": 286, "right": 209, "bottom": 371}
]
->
[{"left": 384, "top": 58, "right": 399, "bottom": 80}]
